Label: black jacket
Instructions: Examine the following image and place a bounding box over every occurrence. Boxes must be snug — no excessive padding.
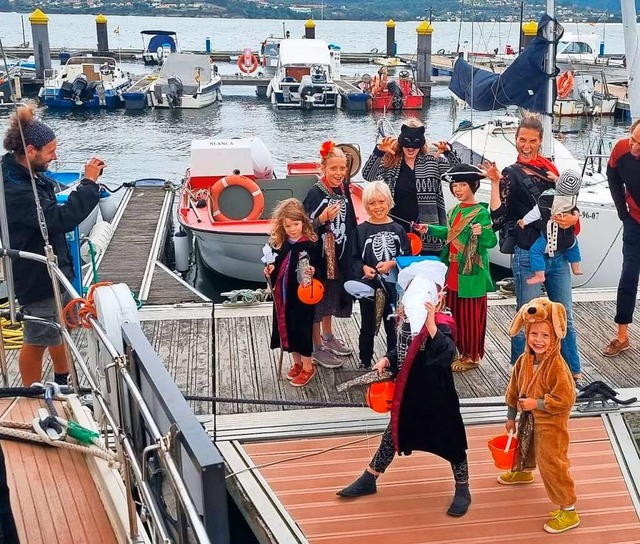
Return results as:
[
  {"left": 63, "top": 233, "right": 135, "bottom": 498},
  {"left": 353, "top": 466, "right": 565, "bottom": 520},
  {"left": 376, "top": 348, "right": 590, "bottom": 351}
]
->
[{"left": 2, "top": 152, "right": 100, "bottom": 305}]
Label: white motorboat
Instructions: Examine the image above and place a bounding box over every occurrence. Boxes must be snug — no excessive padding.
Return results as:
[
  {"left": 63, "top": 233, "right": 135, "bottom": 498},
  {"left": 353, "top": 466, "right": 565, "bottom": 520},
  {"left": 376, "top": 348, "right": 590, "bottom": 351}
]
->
[
  {"left": 140, "top": 29, "right": 179, "bottom": 66},
  {"left": 555, "top": 70, "right": 618, "bottom": 117},
  {"left": 178, "top": 138, "right": 365, "bottom": 282},
  {"left": 266, "top": 39, "right": 341, "bottom": 110},
  {"left": 143, "top": 53, "right": 222, "bottom": 109},
  {"left": 39, "top": 56, "right": 131, "bottom": 109},
  {"left": 447, "top": 116, "right": 620, "bottom": 289}
]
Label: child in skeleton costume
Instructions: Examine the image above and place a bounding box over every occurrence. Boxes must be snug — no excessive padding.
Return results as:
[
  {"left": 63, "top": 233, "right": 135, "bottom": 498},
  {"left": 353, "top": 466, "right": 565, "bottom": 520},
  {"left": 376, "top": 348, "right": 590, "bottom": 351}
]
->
[
  {"left": 518, "top": 169, "right": 583, "bottom": 285},
  {"left": 303, "top": 141, "right": 357, "bottom": 369},
  {"left": 362, "top": 119, "right": 460, "bottom": 254},
  {"left": 351, "top": 181, "right": 410, "bottom": 369},
  {"left": 338, "top": 261, "right": 472, "bottom": 518},
  {"left": 427, "top": 164, "right": 497, "bottom": 372},
  {"left": 264, "top": 199, "right": 320, "bottom": 388},
  {"left": 499, "top": 297, "right": 579, "bottom": 534}
]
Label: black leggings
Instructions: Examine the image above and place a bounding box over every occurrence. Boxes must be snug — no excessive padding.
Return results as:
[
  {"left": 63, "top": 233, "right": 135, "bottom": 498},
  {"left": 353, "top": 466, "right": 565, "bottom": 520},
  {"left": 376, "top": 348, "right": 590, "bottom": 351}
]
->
[
  {"left": 369, "top": 425, "right": 469, "bottom": 485},
  {"left": 358, "top": 283, "right": 396, "bottom": 367}
]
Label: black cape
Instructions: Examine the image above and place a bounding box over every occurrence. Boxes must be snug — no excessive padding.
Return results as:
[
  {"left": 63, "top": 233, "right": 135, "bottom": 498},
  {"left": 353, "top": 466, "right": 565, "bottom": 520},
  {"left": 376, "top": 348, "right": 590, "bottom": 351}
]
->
[
  {"left": 389, "top": 314, "right": 468, "bottom": 464},
  {"left": 269, "top": 238, "right": 319, "bottom": 357}
]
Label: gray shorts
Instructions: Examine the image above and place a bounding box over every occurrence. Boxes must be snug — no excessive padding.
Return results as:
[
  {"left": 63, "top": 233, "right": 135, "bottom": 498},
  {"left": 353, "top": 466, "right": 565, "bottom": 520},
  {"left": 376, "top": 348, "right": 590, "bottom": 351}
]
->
[{"left": 22, "top": 295, "right": 69, "bottom": 346}]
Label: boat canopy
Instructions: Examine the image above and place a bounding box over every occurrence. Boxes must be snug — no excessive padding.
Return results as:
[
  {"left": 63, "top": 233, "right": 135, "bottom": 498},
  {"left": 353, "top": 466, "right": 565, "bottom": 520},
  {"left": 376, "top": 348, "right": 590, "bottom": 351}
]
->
[
  {"left": 141, "top": 30, "right": 178, "bottom": 54},
  {"left": 449, "top": 15, "right": 563, "bottom": 114},
  {"left": 156, "top": 53, "right": 212, "bottom": 92},
  {"left": 278, "top": 39, "right": 330, "bottom": 66}
]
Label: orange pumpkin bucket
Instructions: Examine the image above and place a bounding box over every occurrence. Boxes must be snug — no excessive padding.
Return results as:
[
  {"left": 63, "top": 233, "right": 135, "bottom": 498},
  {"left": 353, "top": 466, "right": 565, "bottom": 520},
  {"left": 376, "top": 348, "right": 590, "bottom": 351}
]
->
[
  {"left": 487, "top": 432, "right": 518, "bottom": 470},
  {"left": 366, "top": 381, "right": 395, "bottom": 413},
  {"left": 407, "top": 233, "right": 422, "bottom": 256},
  {"left": 297, "top": 279, "right": 325, "bottom": 305}
]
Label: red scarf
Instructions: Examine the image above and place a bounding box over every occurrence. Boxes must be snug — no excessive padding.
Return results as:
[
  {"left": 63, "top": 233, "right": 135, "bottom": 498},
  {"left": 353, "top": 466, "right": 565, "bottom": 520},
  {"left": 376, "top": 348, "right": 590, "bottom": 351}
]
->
[{"left": 518, "top": 154, "right": 559, "bottom": 178}]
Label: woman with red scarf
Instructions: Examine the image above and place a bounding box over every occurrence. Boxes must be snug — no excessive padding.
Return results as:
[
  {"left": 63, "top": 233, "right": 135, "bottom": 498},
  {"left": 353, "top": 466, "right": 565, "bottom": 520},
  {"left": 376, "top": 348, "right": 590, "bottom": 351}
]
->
[{"left": 482, "top": 117, "right": 582, "bottom": 379}]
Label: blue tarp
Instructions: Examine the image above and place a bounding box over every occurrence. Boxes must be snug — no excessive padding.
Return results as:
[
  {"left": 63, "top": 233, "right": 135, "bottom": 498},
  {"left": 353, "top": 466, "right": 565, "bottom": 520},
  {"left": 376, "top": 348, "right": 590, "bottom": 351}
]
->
[
  {"left": 147, "top": 33, "right": 177, "bottom": 54},
  {"left": 449, "top": 15, "right": 563, "bottom": 114}
]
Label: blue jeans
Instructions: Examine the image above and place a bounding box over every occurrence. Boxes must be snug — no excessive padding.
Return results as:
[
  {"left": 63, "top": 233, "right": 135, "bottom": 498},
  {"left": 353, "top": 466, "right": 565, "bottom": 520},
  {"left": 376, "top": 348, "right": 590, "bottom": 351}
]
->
[
  {"left": 615, "top": 216, "right": 640, "bottom": 324},
  {"left": 530, "top": 235, "right": 581, "bottom": 273},
  {"left": 511, "top": 246, "right": 581, "bottom": 374}
]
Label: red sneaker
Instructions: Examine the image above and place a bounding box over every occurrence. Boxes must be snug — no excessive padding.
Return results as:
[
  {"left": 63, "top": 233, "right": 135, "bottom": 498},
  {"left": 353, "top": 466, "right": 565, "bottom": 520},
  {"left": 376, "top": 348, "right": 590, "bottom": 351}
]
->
[
  {"left": 291, "top": 367, "right": 316, "bottom": 387},
  {"left": 286, "top": 363, "right": 303, "bottom": 380}
]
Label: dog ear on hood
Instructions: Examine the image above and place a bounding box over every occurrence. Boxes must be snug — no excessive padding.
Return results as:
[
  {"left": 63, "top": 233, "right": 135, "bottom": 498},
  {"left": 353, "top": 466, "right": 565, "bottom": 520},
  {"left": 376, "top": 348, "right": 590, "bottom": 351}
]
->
[{"left": 550, "top": 300, "right": 567, "bottom": 339}]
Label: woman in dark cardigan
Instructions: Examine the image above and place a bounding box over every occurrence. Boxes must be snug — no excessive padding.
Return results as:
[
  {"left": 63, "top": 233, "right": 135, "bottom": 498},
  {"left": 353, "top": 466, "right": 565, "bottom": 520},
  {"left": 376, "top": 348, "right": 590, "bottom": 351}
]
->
[{"left": 362, "top": 119, "right": 460, "bottom": 254}]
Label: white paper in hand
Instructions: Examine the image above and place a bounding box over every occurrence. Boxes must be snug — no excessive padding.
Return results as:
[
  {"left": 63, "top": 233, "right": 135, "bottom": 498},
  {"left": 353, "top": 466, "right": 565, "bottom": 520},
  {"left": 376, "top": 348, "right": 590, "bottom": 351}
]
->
[
  {"left": 403, "top": 275, "right": 438, "bottom": 336},
  {"left": 261, "top": 243, "right": 277, "bottom": 265}
]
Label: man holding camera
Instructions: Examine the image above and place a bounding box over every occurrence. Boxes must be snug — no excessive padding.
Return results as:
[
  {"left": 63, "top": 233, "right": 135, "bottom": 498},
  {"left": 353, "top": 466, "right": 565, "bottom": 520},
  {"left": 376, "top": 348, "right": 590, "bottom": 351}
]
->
[{"left": 2, "top": 102, "right": 104, "bottom": 386}]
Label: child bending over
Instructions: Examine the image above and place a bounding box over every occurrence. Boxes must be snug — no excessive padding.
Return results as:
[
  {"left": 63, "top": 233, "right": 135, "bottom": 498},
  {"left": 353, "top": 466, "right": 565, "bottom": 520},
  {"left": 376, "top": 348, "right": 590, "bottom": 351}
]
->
[{"left": 337, "top": 261, "right": 471, "bottom": 517}]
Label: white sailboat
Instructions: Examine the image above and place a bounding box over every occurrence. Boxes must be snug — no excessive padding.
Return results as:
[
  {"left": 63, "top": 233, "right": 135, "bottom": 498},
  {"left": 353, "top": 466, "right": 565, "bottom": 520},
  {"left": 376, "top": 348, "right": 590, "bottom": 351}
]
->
[{"left": 447, "top": 1, "right": 639, "bottom": 289}]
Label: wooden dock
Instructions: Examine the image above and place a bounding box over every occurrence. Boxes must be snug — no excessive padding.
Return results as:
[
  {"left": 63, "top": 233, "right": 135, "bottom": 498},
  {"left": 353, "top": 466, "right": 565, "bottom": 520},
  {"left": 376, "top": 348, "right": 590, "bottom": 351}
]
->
[
  {"left": 93, "top": 179, "right": 208, "bottom": 306},
  {"left": 202, "top": 291, "right": 640, "bottom": 417}
]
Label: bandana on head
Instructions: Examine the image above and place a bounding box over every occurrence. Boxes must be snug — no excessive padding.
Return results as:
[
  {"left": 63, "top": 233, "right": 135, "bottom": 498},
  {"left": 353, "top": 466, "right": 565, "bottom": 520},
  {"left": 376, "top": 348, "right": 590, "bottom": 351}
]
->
[
  {"left": 398, "top": 124, "right": 426, "bottom": 149},
  {"left": 22, "top": 120, "right": 56, "bottom": 149}
]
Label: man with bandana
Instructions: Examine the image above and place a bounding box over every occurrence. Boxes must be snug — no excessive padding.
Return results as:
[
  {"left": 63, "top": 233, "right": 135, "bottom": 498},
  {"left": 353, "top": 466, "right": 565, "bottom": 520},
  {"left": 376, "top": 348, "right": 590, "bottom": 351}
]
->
[{"left": 2, "top": 102, "right": 104, "bottom": 387}]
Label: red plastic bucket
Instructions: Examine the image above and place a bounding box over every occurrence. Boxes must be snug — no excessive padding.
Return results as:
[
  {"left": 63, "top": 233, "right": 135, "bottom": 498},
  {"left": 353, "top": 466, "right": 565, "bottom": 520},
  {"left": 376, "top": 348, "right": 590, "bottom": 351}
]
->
[
  {"left": 487, "top": 434, "right": 518, "bottom": 470},
  {"left": 366, "top": 381, "right": 395, "bottom": 413}
]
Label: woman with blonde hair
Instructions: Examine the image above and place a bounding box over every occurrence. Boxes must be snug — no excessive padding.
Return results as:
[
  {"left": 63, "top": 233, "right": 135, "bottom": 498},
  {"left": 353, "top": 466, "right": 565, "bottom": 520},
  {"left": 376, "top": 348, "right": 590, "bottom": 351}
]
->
[{"left": 362, "top": 119, "right": 459, "bottom": 254}]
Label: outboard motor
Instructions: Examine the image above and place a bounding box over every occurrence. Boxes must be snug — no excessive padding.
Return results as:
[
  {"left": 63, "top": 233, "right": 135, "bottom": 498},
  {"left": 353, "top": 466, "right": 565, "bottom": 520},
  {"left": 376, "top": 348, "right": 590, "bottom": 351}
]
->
[
  {"left": 299, "top": 74, "right": 317, "bottom": 109},
  {"left": 248, "top": 137, "right": 275, "bottom": 179},
  {"left": 576, "top": 74, "right": 594, "bottom": 109},
  {"left": 70, "top": 73, "right": 88, "bottom": 105},
  {"left": 386, "top": 79, "right": 404, "bottom": 110},
  {"left": 166, "top": 76, "right": 184, "bottom": 109}
]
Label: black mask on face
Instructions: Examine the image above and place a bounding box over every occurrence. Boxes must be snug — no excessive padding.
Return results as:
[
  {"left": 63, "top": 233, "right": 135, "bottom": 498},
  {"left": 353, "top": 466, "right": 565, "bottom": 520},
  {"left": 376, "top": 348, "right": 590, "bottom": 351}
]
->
[{"left": 398, "top": 124, "right": 426, "bottom": 149}]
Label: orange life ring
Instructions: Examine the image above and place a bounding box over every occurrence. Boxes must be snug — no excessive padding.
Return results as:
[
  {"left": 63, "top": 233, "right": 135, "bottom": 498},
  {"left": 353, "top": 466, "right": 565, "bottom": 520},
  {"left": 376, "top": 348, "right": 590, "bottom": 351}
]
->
[
  {"left": 557, "top": 70, "right": 574, "bottom": 99},
  {"left": 237, "top": 53, "right": 259, "bottom": 74},
  {"left": 210, "top": 175, "right": 264, "bottom": 222}
]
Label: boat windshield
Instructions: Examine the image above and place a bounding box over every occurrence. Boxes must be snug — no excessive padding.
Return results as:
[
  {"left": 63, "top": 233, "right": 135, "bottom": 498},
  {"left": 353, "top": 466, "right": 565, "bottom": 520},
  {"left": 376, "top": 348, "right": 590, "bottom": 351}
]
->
[{"left": 558, "top": 41, "right": 594, "bottom": 55}]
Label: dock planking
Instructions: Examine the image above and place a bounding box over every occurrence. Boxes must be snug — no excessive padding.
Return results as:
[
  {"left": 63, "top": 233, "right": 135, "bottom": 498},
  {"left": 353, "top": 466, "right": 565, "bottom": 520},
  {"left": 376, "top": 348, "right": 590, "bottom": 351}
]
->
[
  {"left": 95, "top": 181, "right": 206, "bottom": 305},
  {"left": 210, "top": 294, "right": 640, "bottom": 416}
]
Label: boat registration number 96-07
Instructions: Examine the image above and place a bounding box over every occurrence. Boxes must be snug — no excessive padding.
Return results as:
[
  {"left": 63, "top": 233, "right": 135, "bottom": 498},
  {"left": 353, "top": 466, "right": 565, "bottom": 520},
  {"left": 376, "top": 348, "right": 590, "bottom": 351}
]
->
[{"left": 580, "top": 210, "right": 600, "bottom": 220}]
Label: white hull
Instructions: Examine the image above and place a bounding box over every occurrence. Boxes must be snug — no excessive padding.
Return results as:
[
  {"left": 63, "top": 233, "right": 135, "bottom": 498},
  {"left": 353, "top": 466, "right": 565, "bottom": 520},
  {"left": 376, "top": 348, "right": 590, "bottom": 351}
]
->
[
  {"left": 149, "top": 79, "right": 222, "bottom": 109},
  {"left": 555, "top": 97, "right": 618, "bottom": 117},
  {"left": 193, "top": 230, "right": 267, "bottom": 282},
  {"left": 448, "top": 117, "right": 622, "bottom": 289}
]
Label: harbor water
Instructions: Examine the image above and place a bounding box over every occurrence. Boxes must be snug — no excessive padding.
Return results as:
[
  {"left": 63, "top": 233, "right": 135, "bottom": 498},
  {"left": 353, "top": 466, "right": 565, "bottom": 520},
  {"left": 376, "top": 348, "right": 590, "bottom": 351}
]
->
[{"left": 0, "top": 14, "right": 633, "bottom": 299}]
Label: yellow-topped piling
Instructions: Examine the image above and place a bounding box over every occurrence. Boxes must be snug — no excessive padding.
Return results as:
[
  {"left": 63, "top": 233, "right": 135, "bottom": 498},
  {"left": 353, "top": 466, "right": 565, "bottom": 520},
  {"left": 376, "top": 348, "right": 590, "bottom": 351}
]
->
[
  {"left": 29, "top": 8, "right": 49, "bottom": 24},
  {"left": 386, "top": 19, "right": 396, "bottom": 28},
  {"left": 304, "top": 19, "right": 316, "bottom": 39},
  {"left": 95, "top": 13, "right": 108, "bottom": 24},
  {"left": 416, "top": 21, "right": 433, "bottom": 35},
  {"left": 522, "top": 20, "right": 538, "bottom": 36}
]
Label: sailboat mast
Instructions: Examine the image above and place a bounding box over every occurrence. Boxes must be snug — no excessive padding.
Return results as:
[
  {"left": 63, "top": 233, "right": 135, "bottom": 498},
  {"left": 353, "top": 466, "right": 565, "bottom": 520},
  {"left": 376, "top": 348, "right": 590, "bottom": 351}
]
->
[
  {"left": 543, "top": 0, "right": 556, "bottom": 157},
  {"left": 620, "top": 0, "right": 640, "bottom": 119}
]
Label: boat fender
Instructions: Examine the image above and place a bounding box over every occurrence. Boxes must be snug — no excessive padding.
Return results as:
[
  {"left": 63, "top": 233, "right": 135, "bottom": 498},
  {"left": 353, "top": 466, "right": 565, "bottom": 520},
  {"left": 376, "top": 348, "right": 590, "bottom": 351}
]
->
[
  {"left": 173, "top": 229, "right": 190, "bottom": 272},
  {"left": 88, "top": 283, "right": 139, "bottom": 423},
  {"left": 557, "top": 70, "right": 574, "bottom": 99},
  {"left": 80, "top": 220, "right": 114, "bottom": 263},
  {"left": 237, "top": 50, "right": 259, "bottom": 74},
  {"left": 210, "top": 175, "right": 264, "bottom": 222},
  {"left": 98, "top": 188, "right": 117, "bottom": 223}
]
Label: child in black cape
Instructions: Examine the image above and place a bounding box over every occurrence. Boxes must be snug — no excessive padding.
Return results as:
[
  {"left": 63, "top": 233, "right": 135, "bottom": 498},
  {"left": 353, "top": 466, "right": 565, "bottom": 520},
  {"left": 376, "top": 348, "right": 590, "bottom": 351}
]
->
[
  {"left": 337, "top": 260, "right": 471, "bottom": 517},
  {"left": 264, "top": 198, "right": 320, "bottom": 387}
]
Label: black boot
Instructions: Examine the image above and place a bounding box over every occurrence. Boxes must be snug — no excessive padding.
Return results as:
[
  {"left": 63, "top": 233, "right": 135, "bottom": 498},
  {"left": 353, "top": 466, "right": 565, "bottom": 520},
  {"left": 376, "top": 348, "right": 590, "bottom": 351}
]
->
[
  {"left": 336, "top": 470, "right": 378, "bottom": 497},
  {"left": 447, "top": 483, "right": 471, "bottom": 517}
]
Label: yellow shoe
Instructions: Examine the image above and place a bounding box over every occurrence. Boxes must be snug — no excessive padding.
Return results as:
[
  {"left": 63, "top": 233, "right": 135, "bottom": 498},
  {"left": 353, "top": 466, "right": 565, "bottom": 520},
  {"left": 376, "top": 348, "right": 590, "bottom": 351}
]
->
[
  {"left": 497, "top": 471, "right": 534, "bottom": 485},
  {"left": 543, "top": 509, "right": 580, "bottom": 534}
]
